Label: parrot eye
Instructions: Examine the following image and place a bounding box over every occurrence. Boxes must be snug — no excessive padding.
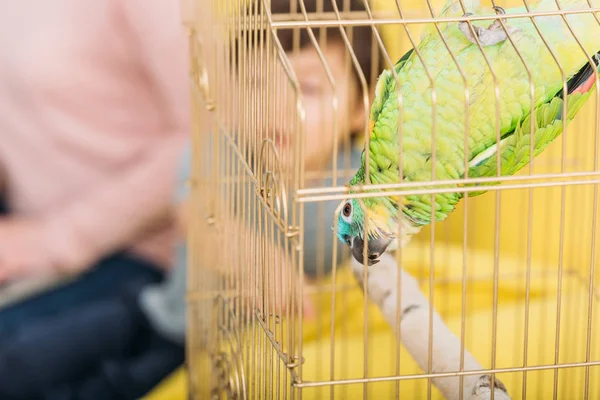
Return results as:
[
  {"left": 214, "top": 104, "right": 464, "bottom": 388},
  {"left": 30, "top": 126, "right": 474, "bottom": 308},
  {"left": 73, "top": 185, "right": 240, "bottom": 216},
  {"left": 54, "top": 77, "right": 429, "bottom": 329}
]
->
[{"left": 341, "top": 201, "right": 353, "bottom": 222}]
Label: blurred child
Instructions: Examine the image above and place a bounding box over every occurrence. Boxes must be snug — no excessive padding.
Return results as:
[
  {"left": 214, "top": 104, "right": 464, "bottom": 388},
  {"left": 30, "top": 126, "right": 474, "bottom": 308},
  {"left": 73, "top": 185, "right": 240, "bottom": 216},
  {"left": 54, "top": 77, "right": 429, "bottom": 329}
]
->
[{"left": 0, "top": 0, "right": 378, "bottom": 398}]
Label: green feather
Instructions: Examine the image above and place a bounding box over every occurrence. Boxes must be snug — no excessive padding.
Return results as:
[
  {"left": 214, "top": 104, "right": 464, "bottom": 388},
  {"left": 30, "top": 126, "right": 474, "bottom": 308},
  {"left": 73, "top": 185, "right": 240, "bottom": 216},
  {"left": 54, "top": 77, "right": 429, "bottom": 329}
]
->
[
  {"left": 350, "top": 0, "right": 600, "bottom": 230},
  {"left": 466, "top": 90, "right": 594, "bottom": 195}
]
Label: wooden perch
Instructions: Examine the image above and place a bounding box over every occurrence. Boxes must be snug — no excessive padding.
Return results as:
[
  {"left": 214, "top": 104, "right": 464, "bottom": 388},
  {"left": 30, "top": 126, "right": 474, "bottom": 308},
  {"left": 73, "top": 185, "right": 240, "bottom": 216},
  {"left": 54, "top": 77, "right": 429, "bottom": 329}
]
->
[{"left": 350, "top": 253, "right": 511, "bottom": 400}]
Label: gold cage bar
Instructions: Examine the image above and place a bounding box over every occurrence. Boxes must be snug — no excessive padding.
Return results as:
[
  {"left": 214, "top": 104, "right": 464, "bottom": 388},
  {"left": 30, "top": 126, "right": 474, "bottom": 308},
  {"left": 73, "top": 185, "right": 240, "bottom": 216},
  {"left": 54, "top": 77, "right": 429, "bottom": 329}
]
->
[{"left": 184, "top": 0, "right": 600, "bottom": 398}]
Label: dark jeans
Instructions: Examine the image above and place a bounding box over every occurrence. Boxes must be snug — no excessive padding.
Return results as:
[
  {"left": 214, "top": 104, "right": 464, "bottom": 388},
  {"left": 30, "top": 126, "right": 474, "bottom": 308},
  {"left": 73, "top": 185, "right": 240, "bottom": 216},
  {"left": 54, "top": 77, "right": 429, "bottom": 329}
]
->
[
  {"left": 0, "top": 253, "right": 165, "bottom": 338},
  {"left": 0, "top": 282, "right": 184, "bottom": 400},
  {"left": 0, "top": 196, "right": 184, "bottom": 399}
]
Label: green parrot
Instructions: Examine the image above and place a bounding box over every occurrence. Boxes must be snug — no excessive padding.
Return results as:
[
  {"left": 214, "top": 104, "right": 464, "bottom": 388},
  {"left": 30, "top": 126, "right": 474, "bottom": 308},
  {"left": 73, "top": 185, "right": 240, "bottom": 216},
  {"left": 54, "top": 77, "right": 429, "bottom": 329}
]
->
[{"left": 336, "top": 0, "right": 600, "bottom": 265}]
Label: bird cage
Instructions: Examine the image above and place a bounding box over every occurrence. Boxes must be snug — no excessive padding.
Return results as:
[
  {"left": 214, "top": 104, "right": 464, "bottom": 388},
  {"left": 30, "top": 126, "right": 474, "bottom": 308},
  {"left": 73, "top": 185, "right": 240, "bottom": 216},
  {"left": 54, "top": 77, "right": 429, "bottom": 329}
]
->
[{"left": 183, "top": 0, "right": 600, "bottom": 398}]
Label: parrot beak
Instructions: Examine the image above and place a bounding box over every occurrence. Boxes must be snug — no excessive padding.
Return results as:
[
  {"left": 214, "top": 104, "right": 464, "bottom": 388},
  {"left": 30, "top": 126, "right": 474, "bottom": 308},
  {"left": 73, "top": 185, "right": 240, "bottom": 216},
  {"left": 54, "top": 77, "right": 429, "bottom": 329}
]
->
[{"left": 351, "top": 235, "right": 392, "bottom": 266}]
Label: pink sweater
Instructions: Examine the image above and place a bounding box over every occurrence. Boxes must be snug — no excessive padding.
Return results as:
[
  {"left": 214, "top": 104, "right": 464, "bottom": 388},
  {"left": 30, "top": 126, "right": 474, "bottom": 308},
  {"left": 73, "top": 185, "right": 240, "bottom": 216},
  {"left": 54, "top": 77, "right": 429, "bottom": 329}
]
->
[{"left": 0, "top": 0, "right": 190, "bottom": 273}]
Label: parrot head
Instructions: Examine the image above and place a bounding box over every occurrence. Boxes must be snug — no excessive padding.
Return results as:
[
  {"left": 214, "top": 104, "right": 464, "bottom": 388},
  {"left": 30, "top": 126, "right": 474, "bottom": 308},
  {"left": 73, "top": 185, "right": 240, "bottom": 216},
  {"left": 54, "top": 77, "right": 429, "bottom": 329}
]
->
[{"left": 335, "top": 198, "right": 395, "bottom": 266}]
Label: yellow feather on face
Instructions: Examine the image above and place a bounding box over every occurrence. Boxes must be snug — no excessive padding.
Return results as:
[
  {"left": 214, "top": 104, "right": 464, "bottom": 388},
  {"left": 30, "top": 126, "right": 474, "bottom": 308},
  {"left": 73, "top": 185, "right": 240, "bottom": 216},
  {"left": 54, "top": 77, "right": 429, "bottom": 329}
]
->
[{"left": 365, "top": 202, "right": 396, "bottom": 235}]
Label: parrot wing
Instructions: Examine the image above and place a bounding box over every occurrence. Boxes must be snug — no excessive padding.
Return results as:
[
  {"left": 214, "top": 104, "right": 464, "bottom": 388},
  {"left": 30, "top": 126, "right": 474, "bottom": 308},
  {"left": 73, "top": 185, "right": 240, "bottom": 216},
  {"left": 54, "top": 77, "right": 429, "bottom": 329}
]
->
[
  {"left": 467, "top": 52, "right": 599, "bottom": 191},
  {"left": 350, "top": 0, "right": 599, "bottom": 225}
]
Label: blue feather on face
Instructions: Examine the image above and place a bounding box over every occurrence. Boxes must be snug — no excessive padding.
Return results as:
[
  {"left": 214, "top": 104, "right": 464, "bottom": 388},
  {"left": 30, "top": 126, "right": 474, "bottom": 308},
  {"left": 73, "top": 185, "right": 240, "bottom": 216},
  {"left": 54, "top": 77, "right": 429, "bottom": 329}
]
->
[
  {"left": 335, "top": 198, "right": 362, "bottom": 243},
  {"left": 335, "top": 198, "right": 391, "bottom": 265}
]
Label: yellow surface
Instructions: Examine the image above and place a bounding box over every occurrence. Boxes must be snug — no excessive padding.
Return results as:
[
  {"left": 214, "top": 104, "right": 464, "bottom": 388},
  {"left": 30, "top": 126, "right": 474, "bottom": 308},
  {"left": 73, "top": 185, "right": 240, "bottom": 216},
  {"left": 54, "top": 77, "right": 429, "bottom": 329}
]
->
[
  {"left": 146, "top": 244, "right": 600, "bottom": 399},
  {"left": 300, "top": 245, "right": 600, "bottom": 399}
]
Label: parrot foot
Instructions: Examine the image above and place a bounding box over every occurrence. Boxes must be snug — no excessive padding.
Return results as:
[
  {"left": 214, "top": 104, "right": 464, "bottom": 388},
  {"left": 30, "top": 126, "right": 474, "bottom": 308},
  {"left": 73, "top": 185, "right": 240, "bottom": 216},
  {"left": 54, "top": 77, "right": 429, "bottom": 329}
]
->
[{"left": 458, "top": 6, "right": 522, "bottom": 47}]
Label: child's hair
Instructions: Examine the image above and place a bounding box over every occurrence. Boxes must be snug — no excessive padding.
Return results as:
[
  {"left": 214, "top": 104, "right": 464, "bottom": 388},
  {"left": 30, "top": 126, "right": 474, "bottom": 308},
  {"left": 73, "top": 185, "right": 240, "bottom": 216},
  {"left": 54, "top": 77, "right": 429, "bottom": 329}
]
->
[{"left": 271, "top": 0, "right": 378, "bottom": 88}]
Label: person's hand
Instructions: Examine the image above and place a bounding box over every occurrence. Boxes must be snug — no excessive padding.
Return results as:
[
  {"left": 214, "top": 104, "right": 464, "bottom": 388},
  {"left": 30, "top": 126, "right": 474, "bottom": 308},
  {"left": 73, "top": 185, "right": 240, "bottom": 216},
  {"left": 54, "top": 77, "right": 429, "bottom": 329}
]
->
[
  {"left": 196, "top": 216, "right": 317, "bottom": 321},
  {"left": 0, "top": 217, "right": 52, "bottom": 284}
]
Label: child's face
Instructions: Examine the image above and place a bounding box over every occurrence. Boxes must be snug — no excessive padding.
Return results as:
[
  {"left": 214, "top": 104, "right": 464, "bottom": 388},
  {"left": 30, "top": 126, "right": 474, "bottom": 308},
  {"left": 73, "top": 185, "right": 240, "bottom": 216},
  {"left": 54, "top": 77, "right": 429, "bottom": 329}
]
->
[
  {"left": 241, "top": 40, "right": 367, "bottom": 173},
  {"left": 287, "top": 41, "right": 365, "bottom": 172}
]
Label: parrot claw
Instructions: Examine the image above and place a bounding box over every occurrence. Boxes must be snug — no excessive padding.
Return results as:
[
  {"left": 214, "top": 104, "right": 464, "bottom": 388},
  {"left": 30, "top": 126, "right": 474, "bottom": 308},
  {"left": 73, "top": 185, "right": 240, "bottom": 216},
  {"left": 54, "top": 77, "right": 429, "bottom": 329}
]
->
[{"left": 458, "top": 6, "right": 522, "bottom": 47}]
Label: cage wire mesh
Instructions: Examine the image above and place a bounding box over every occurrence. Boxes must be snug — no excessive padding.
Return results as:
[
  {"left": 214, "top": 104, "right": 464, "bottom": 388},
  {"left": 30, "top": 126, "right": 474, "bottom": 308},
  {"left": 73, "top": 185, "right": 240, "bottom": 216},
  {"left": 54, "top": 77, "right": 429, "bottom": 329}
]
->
[{"left": 183, "top": 0, "right": 600, "bottom": 398}]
